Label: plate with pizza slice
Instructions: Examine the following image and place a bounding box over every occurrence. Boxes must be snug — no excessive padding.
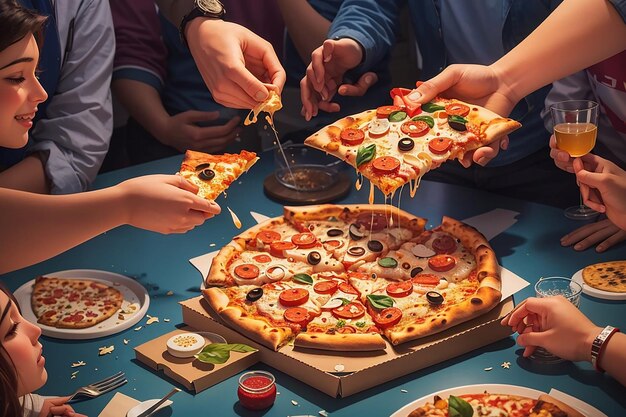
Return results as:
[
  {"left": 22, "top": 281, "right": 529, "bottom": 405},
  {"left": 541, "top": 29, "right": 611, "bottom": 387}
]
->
[
  {"left": 391, "top": 384, "right": 597, "bottom": 417},
  {"left": 14, "top": 269, "right": 150, "bottom": 340}
]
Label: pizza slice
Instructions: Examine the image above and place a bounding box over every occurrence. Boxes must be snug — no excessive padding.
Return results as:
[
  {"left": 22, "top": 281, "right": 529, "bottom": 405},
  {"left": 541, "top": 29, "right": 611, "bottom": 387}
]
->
[
  {"left": 179, "top": 150, "right": 258, "bottom": 201},
  {"left": 305, "top": 88, "right": 521, "bottom": 195},
  {"left": 245, "top": 90, "right": 282, "bottom": 126}
]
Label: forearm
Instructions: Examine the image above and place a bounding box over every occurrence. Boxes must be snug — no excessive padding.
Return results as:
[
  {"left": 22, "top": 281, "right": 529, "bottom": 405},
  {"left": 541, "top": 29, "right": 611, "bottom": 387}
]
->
[
  {"left": 155, "top": 0, "right": 194, "bottom": 27},
  {"left": 493, "top": 0, "right": 626, "bottom": 104},
  {"left": 0, "top": 154, "right": 49, "bottom": 193},
  {"left": 0, "top": 187, "right": 127, "bottom": 274},
  {"left": 276, "top": 0, "right": 331, "bottom": 63},
  {"left": 597, "top": 332, "right": 626, "bottom": 386}
]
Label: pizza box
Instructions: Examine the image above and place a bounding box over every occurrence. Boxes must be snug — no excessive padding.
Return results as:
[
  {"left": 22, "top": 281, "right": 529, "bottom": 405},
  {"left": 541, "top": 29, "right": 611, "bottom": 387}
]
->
[
  {"left": 180, "top": 295, "right": 514, "bottom": 398},
  {"left": 134, "top": 326, "right": 260, "bottom": 393}
]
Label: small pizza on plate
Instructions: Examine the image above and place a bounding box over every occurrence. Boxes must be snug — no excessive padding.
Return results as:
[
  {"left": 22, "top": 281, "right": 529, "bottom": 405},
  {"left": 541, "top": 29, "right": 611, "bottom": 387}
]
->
[
  {"left": 179, "top": 150, "right": 258, "bottom": 201},
  {"left": 305, "top": 87, "right": 521, "bottom": 195},
  {"left": 202, "top": 204, "right": 502, "bottom": 351},
  {"left": 31, "top": 276, "right": 123, "bottom": 329},
  {"left": 582, "top": 260, "right": 626, "bottom": 293}
]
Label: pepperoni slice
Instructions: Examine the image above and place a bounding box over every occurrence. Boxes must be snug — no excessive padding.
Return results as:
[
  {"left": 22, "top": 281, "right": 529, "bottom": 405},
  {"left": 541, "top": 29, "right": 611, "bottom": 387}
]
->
[
  {"left": 269, "top": 241, "right": 296, "bottom": 257},
  {"left": 234, "top": 264, "right": 260, "bottom": 279},
  {"left": 283, "top": 307, "right": 310, "bottom": 325},
  {"left": 445, "top": 103, "right": 470, "bottom": 117},
  {"left": 313, "top": 280, "right": 338, "bottom": 294},
  {"left": 386, "top": 281, "right": 413, "bottom": 298},
  {"left": 428, "top": 254, "right": 457, "bottom": 272},
  {"left": 42, "top": 297, "right": 57, "bottom": 305},
  {"left": 432, "top": 235, "right": 457, "bottom": 254},
  {"left": 411, "top": 273, "right": 441, "bottom": 286},
  {"left": 256, "top": 230, "right": 281, "bottom": 245},
  {"left": 332, "top": 302, "right": 365, "bottom": 319},
  {"left": 372, "top": 156, "right": 400, "bottom": 174},
  {"left": 279, "top": 288, "right": 309, "bottom": 307},
  {"left": 340, "top": 128, "right": 365, "bottom": 146},
  {"left": 339, "top": 282, "right": 359, "bottom": 295},
  {"left": 291, "top": 232, "right": 317, "bottom": 249},
  {"left": 376, "top": 105, "right": 402, "bottom": 119},
  {"left": 428, "top": 137, "right": 453, "bottom": 154},
  {"left": 401, "top": 120, "right": 430, "bottom": 137},
  {"left": 373, "top": 307, "right": 402, "bottom": 328},
  {"left": 347, "top": 271, "right": 370, "bottom": 280},
  {"left": 355, "top": 212, "right": 388, "bottom": 231},
  {"left": 253, "top": 254, "right": 272, "bottom": 263}
]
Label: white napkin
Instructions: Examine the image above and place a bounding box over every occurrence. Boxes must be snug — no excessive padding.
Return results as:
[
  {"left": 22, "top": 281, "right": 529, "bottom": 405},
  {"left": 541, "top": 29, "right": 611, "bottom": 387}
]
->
[
  {"left": 461, "top": 209, "right": 519, "bottom": 241},
  {"left": 549, "top": 388, "right": 607, "bottom": 417}
]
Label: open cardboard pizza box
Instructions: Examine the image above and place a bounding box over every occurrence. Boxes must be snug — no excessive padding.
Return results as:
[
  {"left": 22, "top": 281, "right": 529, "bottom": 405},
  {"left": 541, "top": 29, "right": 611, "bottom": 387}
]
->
[{"left": 180, "top": 295, "right": 515, "bottom": 398}]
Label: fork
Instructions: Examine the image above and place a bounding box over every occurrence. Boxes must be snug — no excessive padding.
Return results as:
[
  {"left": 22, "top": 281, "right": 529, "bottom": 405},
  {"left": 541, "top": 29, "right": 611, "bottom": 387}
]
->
[{"left": 67, "top": 371, "right": 128, "bottom": 403}]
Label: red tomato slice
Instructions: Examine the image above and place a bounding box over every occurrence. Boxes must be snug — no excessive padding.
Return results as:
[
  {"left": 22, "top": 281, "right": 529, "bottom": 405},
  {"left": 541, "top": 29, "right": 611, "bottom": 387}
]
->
[
  {"left": 253, "top": 254, "right": 272, "bottom": 263},
  {"left": 340, "top": 128, "right": 365, "bottom": 146},
  {"left": 256, "top": 230, "right": 281, "bottom": 245},
  {"left": 355, "top": 212, "right": 388, "bottom": 231},
  {"left": 376, "top": 105, "right": 402, "bottom": 119},
  {"left": 389, "top": 87, "right": 412, "bottom": 100},
  {"left": 234, "top": 264, "right": 260, "bottom": 279},
  {"left": 313, "top": 280, "right": 338, "bottom": 294},
  {"left": 432, "top": 235, "right": 457, "bottom": 254},
  {"left": 401, "top": 120, "right": 430, "bottom": 137},
  {"left": 336, "top": 326, "right": 357, "bottom": 334},
  {"left": 279, "top": 288, "right": 309, "bottom": 307},
  {"left": 283, "top": 307, "right": 310, "bottom": 325},
  {"left": 428, "top": 254, "right": 457, "bottom": 272},
  {"left": 372, "top": 156, "right": 401, "bottom": 174},
  {"left": 386, "top": 281, "right": 413, "bottom": 298},
  {"left": 373, "top": 307, "right": 402, "bottom": 328},
  {"left": 411, "top": 274, "right": 441, "bottom": 286},
  {"left": 348, "top": 271, "right": 370, "bottom": 280},
  {"left": 445, "top": 103, "right": 470, "bottom": 117},
  {"left": 291, "top": 232, "right": 317, "bottom": 248},
  {"left": 269, "top": 241, "right": 296, "bottom": 257},
  {"left": 332, "top": 302, "right": 365, "bottom": 319},
  {"left": 339, "top": 282, "right": 359, "bottom": 295},
  {"left": 428, "top": 137, "right": 453, "bottom": 154}
]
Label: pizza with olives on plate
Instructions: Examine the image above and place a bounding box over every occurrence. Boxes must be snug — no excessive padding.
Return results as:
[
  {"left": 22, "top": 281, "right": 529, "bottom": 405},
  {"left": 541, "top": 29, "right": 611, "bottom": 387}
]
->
[
  {"left": 305, "top": 86, "right": 521, "bottom": 195},
  {"left": 202, "top": 204, "right": 501, "bottom": 351}
]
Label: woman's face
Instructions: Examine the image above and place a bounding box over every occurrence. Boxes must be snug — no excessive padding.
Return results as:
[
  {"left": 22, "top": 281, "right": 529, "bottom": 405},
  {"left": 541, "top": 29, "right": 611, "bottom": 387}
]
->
[
  {"left": 0, "top": 33, "right": 47, "bottom": 149},
  {"left": 0, "top": 291, "right": 47, "bottom": 396}
]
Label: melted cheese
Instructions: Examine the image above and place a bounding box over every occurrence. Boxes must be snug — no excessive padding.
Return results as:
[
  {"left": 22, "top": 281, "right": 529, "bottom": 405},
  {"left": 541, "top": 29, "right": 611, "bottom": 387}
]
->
[{"left": 245, "top": 90, "right": 282, "bottom": 125}]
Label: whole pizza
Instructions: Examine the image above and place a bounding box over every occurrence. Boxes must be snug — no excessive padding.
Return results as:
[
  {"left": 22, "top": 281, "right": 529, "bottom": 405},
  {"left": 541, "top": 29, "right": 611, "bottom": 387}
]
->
[{"left": 202, "top": 204, "right": 501, "bottom": 351}]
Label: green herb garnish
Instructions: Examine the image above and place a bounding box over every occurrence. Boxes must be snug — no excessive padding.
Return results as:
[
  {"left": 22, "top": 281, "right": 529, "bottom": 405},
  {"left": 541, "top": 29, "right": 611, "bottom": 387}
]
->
[
  {"left": 194, "top": 343, "right": 257, "bottom": 364},
  {"left": 448, "top": 395, "right": 473, "bottom": 417},
  {"left": 293, "top": 273, "right": 313, "bottom": 285},
  {"left": 356, "top": 144, "right": 376, "bottom": 167},
  {"left": 366, "top": 294, "right": 395, "bottom": 310}
]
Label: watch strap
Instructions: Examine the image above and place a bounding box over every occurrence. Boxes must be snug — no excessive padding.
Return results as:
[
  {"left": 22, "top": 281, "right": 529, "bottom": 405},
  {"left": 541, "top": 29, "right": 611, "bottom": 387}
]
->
[
  {"left": 179, "top": 0, "right": 226, "bottom": 48},
  {"left": 591, "top": 325, "right": 619, "bottom": 372}
]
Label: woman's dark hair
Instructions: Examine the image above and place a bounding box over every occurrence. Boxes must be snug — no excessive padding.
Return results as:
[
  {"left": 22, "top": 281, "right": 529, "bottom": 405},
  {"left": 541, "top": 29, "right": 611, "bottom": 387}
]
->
[
  {"left": 0, "top": 283, "right": 23, "bottom": 417},
  {"left": 0, "top": 0, "right": 48, "bottom": 53}
]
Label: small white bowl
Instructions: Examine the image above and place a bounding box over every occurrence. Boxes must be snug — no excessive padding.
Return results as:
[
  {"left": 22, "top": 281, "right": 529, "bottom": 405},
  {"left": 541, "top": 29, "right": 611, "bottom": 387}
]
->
[{"left": 166, "top": 332, "right": 205, "bottom": 358}]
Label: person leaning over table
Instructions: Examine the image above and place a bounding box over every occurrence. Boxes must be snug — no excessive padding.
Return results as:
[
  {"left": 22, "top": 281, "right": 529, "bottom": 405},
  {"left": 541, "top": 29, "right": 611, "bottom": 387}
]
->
[
  {"left": 0, "top": 0, "right": 114, "bottom": 195},
  {"left": 502, "top": 295, "right": 626, "bottom": 387},
  {"left": 0, "top": 0, "right": 220, "bottom": 276},
  {"left": 299, "top": 0, "right": 583, "bottom": 209},
  {"left": 0, "top": 284, "right": 86, "bottom": 417}
]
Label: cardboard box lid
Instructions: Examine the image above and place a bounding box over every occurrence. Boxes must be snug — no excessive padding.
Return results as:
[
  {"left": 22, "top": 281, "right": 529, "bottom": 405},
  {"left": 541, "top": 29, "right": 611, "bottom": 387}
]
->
[{"left": 134, "top": 326, "right": 259, "bottom": 393}]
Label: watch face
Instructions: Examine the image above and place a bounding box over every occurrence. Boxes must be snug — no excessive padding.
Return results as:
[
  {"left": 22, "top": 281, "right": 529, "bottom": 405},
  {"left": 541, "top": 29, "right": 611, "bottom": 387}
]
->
[{"left": 197, "top": 0, "right": 224, "bottom": 14}]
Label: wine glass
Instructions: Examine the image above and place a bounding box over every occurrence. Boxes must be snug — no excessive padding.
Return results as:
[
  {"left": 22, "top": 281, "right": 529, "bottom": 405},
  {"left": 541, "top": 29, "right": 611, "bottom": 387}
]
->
[{"left": 550, "top": 100, "right": 600, "bottom": 220}]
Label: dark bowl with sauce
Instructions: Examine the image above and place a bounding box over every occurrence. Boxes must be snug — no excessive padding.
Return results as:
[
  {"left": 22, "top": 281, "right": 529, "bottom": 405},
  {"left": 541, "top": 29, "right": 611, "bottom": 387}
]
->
[{"left": 274, "top": 144, "right": 344, "bottom": 192}]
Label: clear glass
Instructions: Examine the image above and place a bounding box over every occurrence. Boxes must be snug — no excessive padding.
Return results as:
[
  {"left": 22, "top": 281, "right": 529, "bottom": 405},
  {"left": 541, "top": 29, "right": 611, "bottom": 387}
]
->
[
  {"left": 531, "top": 277, "right": 583, "bottom": 363},
  {"left": 274, "top": 143, "right": 343, "bottom": 192},
  {"left": 550, "top": 100, "right": 599, "bottom": 220}
]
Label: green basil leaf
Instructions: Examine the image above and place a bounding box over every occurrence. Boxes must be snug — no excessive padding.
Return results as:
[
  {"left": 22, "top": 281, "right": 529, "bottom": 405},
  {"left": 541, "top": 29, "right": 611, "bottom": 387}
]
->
[
  {"left": 194, "top": 343, "right": 257, "bottom": 364},
  {"left": 378, "top": 257, "right": 398, "bottom": 268},
  {"left": 448, "top": 395, "right": 473, "bottom": 417},
  {"left": 195, "top": 349, "right": 230, "bottom": 364},
  {"left": 293, "top": 273, "right": 313, "bottom": 285},
  {"left": 411, "top": 115, "right": 435, "bottom": 128},
  {"left": 421, "top": 102, "right": 445, "bottom": 113},
  {"left": 338, "top": 297, "right": 352, "bottom": 306},
  {"left": 336, "top": 319, "right": 346, "bottom": 328},
  {"left": 367, "top": 294, "right": 395, "bottom": 310},
  {"left": 388, "top": 110, "right": 408, "bottom": 123},
  {"left": 356, "top": 144, "right": 376, "bottom": 167},
  {"left": 448, "top": 114, "right": 468, "bottom": 124},
  {"left": 355, "top": 321, "right": 367, "bottom": 328}
]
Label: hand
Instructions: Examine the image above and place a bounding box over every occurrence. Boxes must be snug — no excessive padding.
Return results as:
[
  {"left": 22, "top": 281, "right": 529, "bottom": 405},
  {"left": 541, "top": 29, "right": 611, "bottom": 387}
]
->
[
  {"left": 300, "top": 38, "right": 364, "bottom": 120},
  {"left": 39, "top": 396, "right": 86, "bottom": 417},
  {"left": 501, "top": 296, "right": 601, "bottom": 362},
  {"left": 549, "top": 134, "right": 575, "bottom": 173},
  {"left": 574, "top": 155, "right": 626, "bottom": 230},
  {"left": 411, "top": 64, "right": 519, "bottom": 166},
  {"left": 159, "top": 110, "right": 241, "bottom": 153},
  {"left": 117, "top": 175, "right": 221, "bottom": 234},
  {"left": 561, "top": 218, "right": 626, "bottom": 253},
  {"left": 186, "top": 19, "right": 285, "bottom": 109}
]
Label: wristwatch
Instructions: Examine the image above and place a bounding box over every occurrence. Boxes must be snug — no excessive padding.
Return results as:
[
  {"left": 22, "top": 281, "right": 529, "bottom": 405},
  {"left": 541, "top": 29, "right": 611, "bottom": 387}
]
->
[
  {"left": 179, "top": 0, "right": 226, "bottom": 47},
  {"left": 590, "top": 325, "right": 619, "bottom": 372}
]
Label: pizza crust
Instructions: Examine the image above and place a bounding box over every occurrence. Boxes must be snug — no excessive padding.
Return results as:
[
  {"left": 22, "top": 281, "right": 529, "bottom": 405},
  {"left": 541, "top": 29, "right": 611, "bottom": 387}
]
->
[
  {"left": 295, "top": 332, "right": 386, "bottom": 351},
  {"left": 536, "top": 394, "right": 586, "bottom": 417}
]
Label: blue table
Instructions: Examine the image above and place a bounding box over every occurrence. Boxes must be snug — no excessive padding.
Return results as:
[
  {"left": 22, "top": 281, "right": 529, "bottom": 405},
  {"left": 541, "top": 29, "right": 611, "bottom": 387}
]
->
[{"left": 3, "top": 153, "right": 625, "bottom": 416}]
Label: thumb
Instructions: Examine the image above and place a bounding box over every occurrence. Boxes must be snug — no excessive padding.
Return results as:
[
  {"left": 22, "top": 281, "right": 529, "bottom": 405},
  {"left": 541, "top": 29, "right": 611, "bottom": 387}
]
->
[
  {"left": 576, "top": 169, "right": 604, "bottom": 189},
  {"left": 411, "top": 67, "right": 462, "bottom": 103},
  {"left": 49, "top": 396, "right": 72, "bottom": 406},
  {"left": 181, "top": 110, "right": 221, "bottom": 123},
  {"left": 172, "top": 174, "right": 200, "bottom": 194},
  {"left": 322, "top": 39, "right": 334, "bottom": 63}
]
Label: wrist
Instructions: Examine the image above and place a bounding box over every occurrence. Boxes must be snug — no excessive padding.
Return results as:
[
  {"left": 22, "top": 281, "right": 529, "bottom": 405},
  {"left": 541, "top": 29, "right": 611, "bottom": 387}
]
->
[
  {"left": 591, "top": 325, "right": 620, "bottom": 372},
  {"left": 584, "top": 325, "right": 604, "bottom": 362},
  {"left": 489, "top": 61, "right": 524, "bottom": 107},
  {"left": 179, "top": 0, "right": 225, "bottom": 47}
]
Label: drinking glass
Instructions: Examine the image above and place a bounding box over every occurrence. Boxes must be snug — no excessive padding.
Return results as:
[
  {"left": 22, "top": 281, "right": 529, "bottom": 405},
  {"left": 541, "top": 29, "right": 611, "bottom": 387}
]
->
[
  {"left": 530, "top": 277, "right": 583, "bottom": 363},
  {"left": 550, "top": 100, "right": 599, "bottom": 220}
]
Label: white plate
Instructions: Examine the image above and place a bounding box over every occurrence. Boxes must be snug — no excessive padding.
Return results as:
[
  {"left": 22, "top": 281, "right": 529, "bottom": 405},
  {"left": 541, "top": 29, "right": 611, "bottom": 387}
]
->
[
  {"left": 572, "top": 268, "right": 626, "bottom": 301},
  {"left": 13, "top": 269, "right": 150, "bottom": 340},
  {"left": 126, "top": 399, "right": 173, "bottom": 417}
]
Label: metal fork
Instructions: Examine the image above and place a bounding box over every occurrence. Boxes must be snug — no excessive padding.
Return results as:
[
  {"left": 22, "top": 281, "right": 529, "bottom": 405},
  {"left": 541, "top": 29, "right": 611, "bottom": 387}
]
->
[{"left": 67, "top": 371, "right": 128, "bottom": 403}]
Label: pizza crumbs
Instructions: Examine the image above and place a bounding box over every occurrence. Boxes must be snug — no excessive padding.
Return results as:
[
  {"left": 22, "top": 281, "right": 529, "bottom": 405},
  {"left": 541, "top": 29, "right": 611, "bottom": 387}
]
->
[
  {"left": 146, "top": 315, "right": 159, "bottom": 325},
  {"left": 501, "top": 361, "right": 511, "bottom": 369},
  {"left": 483, "top": 367, "right": 493, "bottom": 371},
  {"left": 71, "top": 361, "right": 86, "bottom": 368},
  {"left": 98, "top": 345, "right": 114, "bottom": 356},
  {"left": 291, "top": 400, "right": 299, "bottom": 406},
  {"left": 123, "top": 339, "right": 130, "bottom": 345},
  {"left": 134, "top": 326, "right": 142, "bottom": 331},
  {"left": 319, "top": 411, "right": 329, "bottom": 417}
]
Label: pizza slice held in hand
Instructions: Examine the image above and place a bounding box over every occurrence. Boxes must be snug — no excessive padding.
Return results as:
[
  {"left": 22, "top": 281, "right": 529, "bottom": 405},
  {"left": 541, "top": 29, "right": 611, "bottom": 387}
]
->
[{"left": 179, "top": 150, "right": 259, "bottom": 201}]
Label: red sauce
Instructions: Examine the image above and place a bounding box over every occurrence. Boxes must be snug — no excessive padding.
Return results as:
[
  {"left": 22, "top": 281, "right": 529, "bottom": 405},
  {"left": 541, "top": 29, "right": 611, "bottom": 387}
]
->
[{"left": 237, "top": 372, "right": 276, "bottom": 410}]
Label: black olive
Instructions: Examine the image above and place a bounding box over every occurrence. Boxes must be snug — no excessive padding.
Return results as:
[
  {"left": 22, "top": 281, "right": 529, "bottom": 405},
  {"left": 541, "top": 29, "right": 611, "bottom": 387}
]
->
[
  {"left": 347, "top": 246, "right": 366, "bottom": 256},
  {"left": 195, "top": 162, "right": 212, "bottom": 171},
  {"left": 198, "top": 168, "right": 215, "bottom": 181},
  {"left": 327, "top": 228, "right": 343, "bottom": 237},
  {"left": 246, "top": 287, "right": 263, "bottom": 302},
  {"left": 410, "top": 267, "right": 424, "bottom": 277},
  {"left": 349, "top": 224, "right": 365, "bottom": 240},
  {"left": 398, "top": 137, "right": 415, "bottom": 152},
  {"left": 367, "top": 240, "right": 383, "bottom": 252},
  {"left": 307, "top": 251, "right": 322, "bottom": 265},
  {"left": 426, "top": 291, "right": 444, "bottom": 305},
  {"left": 448, "top": 115, "right": 468, "bottom": 132}
]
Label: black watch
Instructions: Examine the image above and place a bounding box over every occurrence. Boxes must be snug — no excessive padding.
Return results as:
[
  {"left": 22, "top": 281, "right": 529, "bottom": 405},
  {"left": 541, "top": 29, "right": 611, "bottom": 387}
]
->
[{"left": 179, "top": 0, "right": 226, "bottom": 47}]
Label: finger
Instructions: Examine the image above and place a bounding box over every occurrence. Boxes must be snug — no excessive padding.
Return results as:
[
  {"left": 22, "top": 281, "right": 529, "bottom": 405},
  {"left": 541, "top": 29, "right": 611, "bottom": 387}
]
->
[
  {"left": 226, "top": 66, "right": 270, "bottom": 105},
  {"left": 596, "top": 229, "right": 626, "bottom": 253},
  {"left": 174, "top": 176, "right": 200, "bottom": 194},
  {"left": 182, "top": 110, "right": 221, "bottom": 123},
  {"left": 571, "top": 224, "right": 618, "bottom": 251},
  {"left": 261, "top": 49, "right": 286, "bottom": 92},
  {"left": 499, "top": 136, "right": 509, "bottom": 150},
  {"left": 318, "top": 100, "right": 341, "bottom": 113},
  {"left": 560, "top": 220, "right": 609, "bottom": 246},
  {"left": 460, "top": 152, "right": 473, "bottom": 168},
  {"left": 300, "top": 75, "right": 316, "bottom": 120},
  {"left": 516, "top": 329, "right": 552, "bottom": 350},
  {"left": 413, "top": 67, "right": 463, "bottom": 103},
  {"left": 473, "top": 142, "right": 500, "bottom": 166},
  {"left": 310, "top": 45, "right": 328, "bottom": 92},
  {"left": 49, "top": 405, "right": 75, "bottom": 416}
]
